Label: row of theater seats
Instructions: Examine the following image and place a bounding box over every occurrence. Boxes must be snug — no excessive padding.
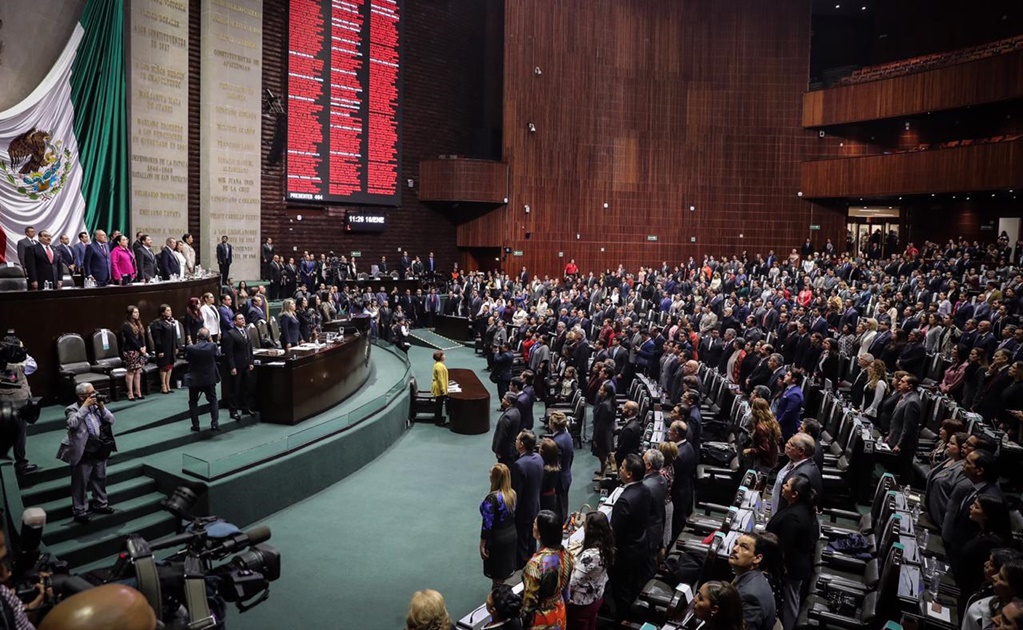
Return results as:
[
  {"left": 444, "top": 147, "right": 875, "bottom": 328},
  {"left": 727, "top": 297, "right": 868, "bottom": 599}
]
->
[{"left": 839, "top": 33, "right": 1023, "bottom": 85}]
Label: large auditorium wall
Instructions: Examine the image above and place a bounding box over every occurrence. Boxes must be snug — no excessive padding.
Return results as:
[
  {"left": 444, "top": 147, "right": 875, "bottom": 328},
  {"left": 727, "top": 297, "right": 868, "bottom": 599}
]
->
[
  {"left": 0, "top": 0, "right": 85, "bottom": 112},
  {"left": 457, "top": 0, "right": 845, "bottom": 277},
  {"left": 252, "top": 0, "right": 488, "bottom": 270},
  {"left": 199, "top": 0, "right": 262, "bottom": 281},
  {"left": 128, "top": 0, "right": 190, "bottom": 247}
]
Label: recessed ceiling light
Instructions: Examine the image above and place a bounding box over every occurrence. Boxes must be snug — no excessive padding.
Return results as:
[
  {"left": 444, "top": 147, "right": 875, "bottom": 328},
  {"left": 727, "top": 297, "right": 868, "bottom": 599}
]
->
[
  {"left": 835, "top": 4, "right": 840, "bottom": 8},
  {"left": 861, "top": 6, "right": 866, "bottom": 10}
]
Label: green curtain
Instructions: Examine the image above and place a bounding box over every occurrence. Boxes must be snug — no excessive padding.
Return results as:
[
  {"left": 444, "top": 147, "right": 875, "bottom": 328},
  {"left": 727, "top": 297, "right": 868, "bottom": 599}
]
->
[{"left": 70, "top": 0, "right": 128, "bottom": 234}]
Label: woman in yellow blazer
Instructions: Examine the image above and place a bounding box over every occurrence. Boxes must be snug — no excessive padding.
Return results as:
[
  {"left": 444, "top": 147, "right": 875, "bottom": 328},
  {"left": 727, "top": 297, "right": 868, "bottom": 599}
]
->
[{"left": 431, "top": 351, "right": 448, "bottom": 426}]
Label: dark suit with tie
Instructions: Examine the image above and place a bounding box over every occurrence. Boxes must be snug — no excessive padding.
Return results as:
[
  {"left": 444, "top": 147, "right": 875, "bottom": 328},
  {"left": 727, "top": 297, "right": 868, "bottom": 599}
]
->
[
  {"left": 185, "top": 341, "right": 221, "bottom": 429},
  {"left": 56, "top": 242, "right": 74, "bottom": 269},
  {"left": 16, "top": 237, "right": 35, "bottom": 268},
  {"left": 217, "top": 241, "right": 233, "bottom": 284},
  {"left": 220, "top": 325, "right": 253, "bottom": 417},
  {"left": 159, "top": 247, "right": 181, "bottom": 280},
  {"left": 610, "top": 481, "right": 652, "bottom": 618},
  {"left": 136, "top": 247, "right": 157, "bottom": 281},
  {"left": 615, "top": 417, "right": 643, "bottom": 467},
  {"left": 511, "top": 451, "right": 543, "bottom": 567},
  {"left": 83, "top": 241, "right": 111, "bottom": 285},
  {"left": 24, "top": 242, "right": 61, "bottom": 289},
  {"left": 642, "top": 471, "right": 668, "bottom": 567}
]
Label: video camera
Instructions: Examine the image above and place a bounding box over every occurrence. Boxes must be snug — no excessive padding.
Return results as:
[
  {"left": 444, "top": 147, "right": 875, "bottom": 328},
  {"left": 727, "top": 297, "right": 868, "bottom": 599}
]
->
[
  {"left": 0, "top": 330, "right": 41, "bottom": 426},
  {"left": 9, "top": 487, "right": 280, "bottom": 629}
]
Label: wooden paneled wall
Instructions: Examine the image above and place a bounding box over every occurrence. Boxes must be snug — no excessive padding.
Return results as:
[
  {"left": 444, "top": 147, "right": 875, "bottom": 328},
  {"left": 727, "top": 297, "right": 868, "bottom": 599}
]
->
[
  {"left": 801, "top": 140, "right": 1023, "bottom": 198},
  {"left": 419, "top": 159, "right": 508, "bottom": 203},
  {"left": 803, "top": 50, "right": 1023, "bottom": 128},
  {"left": 245, "top": 0, "right": 489, "bottom": 273},
  {"left": 457, "top": 0, "right": 843, "bottom": 277}
]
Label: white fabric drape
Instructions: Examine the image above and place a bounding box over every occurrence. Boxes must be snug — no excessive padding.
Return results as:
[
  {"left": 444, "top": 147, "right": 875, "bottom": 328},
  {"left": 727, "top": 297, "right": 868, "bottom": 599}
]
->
[{"left": 0, "top": 24, "right": 86, "bottom": 263}]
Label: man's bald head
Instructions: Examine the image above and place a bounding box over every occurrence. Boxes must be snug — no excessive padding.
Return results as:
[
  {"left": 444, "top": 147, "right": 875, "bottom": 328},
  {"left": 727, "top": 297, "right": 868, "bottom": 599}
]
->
[{"left": 40, "top": 584, "right": 156, "bottom": 630}]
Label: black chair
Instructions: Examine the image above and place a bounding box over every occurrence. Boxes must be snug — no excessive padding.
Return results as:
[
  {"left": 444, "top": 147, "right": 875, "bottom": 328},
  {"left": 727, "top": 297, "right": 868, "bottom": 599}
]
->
[
  {"left": 88, "top": 329, "right": 128, "bottom": 401},
  {"left": 0, "top": 265, "right": 27, "bottom": 291},
  {"left": 55, "top": 333, "right": 111, "bottom": 403}
]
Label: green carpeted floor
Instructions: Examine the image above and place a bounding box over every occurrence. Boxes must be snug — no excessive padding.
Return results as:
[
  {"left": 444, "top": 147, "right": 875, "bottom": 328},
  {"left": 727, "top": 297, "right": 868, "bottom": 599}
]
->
[{"left": 241, "top": 343, "right": 601, "bottom": 629}]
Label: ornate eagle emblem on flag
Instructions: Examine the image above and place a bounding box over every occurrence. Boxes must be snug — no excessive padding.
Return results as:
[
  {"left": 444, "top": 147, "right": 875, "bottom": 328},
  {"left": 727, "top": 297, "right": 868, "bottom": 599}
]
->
[{"left": 1, "top": 127, "right": 73, "bottom": 201}]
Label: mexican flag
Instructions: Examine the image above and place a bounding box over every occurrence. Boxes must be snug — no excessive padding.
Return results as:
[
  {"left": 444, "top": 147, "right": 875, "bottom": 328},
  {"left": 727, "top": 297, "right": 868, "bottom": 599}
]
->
[{"left": 0, "top": 0, "right": 127, "bottom": 264}]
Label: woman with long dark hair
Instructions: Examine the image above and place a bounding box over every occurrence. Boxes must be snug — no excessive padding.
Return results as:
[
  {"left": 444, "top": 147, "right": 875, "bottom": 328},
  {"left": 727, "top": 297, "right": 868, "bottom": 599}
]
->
[
  {"left": 480, "top": 464, "right": 517, "bottom": 588},
  {"left": 962, "top": 549, "right": 1023, "bottom": 630},
  {"left": 150, "top": 303, "right": 179, "bottom": 394},
  {"left": 567, "top": 512, "right": 614, "bottom": 630},
  {"left": 120, "top": 305, "right": 147, "bottom": 401},
  {"left": 521, "top": 510, "right": 575, "bottom": 629},
  {"left": 938, "top": 345, "right": 968, "bottom": 402},
  {"left": 184, "top": 296, "right": 203, "bottom": 345},
  {"left": 692, "top": 581, "right": 745, "bottom": 630},
  {"left": 962, "top": 346, "right": 988, "bottom": 411},
  {"left": 766, "top": 474, "right": 819, "bottom": 630},
  {"left": 742, "top": 399, "right": 781, "bottom": 473}
]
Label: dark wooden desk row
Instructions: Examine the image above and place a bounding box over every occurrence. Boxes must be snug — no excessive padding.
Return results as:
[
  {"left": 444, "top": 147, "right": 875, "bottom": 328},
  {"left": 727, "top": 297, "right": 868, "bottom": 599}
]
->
[
  {"left": 0, "top": 276, "right": 222, "bottom": 400},
  {"left": 253, "top": 317, "right": 373, "bottom": 425}
]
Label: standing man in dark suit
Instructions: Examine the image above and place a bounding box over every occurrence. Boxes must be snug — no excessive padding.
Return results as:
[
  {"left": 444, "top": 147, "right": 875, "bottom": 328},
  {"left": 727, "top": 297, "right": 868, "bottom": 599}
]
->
[
  {"left": 216, "top": 235, "right": 232, "bottom": 286},
  {"left": 548, "top": 412, "right": 574, "bottom": 522},
  {"left": 269, "top": 255, "right": 284, "bottom": 301},
  {"left": 58, "top": 383, "right": 116, "bottom": 525},
  {"left": 218, "top": 294, "right": 235, "bottom": 333},
  {"left": 260, "top": 237, "right": 274, "bottom": 281},
  {"left": 55, "top": 234, "right": 75, "bottom": 273},
  {"left": 24, "top": 230, "right": 62, "bottom": 290},
  {"left": 83, "top": 229, "right": 111, "bottom": 286},
  {"left": 220, "top": 313, "right": 253, "bottom": 421},
  {"left": 15, "top": 226, "right": 36, "bottom": 268},
  {"left": 398, "top": 250, "right": 411, "bottom": 279},
  {"left": 884, "top": 374, "right": 922, "bottom": 482},
  {"left": 729, "top": 533, "right": 780, "bottom": 630},
  {"left": 72, "top": 231, "right": 90, "bottom": 271},
  {"left": 941, "top": 449, "right": 1002, "bottom": 569},
  {"left": 185, "top": 328, "right": 221, "bottom": 432},
  {"left": 159, "top": 237, "right": 181, "bottom": 280},
  {"left": 492, "top": 392, "right": 521, "bottom": 466},
  {"left": 511, "top": 430, "right": 543, "bottom": 568},
  {"left": 614, "top": 401, "right": 643, "bottom": 467},
  {"left": 641, "top": 449, "right": 668, "bottom": 578},
  {"left": 134, "top": 234, "right": 158, "bottom": 282},
  {"left": 609, "top": 453, "right": 652, "bottom": 620},
  {"left": 669, "top": 419, "right": 697, "bottom": 540}
]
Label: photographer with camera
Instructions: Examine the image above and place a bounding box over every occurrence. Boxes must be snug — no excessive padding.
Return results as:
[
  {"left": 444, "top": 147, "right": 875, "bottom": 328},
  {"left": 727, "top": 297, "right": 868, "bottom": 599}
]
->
[
  {"left": 0, "top": 526, "right": 50, "bottom": 629},
  {"left": 0, "top": 333, "right": 40, "bottom": 474},
  {"left": 58, "top": 384, "right": 116, "bottom": 525}
]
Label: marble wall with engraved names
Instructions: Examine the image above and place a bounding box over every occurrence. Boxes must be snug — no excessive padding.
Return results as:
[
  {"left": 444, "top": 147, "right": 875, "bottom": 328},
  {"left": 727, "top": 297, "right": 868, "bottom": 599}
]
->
[
  {"left": 129, "top": 0, "right": 190, "bottom": 252},
  {"left": 200, "top": 0, "right": 262, "bottom": 280}
]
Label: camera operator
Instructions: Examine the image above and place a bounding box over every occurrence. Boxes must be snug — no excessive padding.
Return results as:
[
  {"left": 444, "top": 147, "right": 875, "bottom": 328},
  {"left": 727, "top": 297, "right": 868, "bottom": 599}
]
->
[
  {"left": 0, "top": 527, "right": 49, "bottom": 629},
  {"left": 0, "top": 334, "right": 40, "bottom": 474},
  {"left": 58, "top": 384, "right": 116, "bottom": 525}
]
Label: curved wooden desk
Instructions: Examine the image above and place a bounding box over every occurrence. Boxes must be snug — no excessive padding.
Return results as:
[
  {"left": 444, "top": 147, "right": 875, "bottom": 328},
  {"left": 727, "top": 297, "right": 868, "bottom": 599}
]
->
[
  {"left": 254, "top": 316, "right": 372, "bottom": 425},
  {"left": 0, "top": 276, "right": 222, "bottom": 400},
  {"left": 446, "top": 368, "right": 490, "bottom": 435}
]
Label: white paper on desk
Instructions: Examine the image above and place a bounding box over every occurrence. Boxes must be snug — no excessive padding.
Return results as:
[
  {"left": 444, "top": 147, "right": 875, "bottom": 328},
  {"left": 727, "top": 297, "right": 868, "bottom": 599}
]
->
[
  {"left": 925, "top": 603, "right": 952, "bottom": 623},
  {"left": 448, "top": 387, "right": 462, "bottom": 393},
  {"left": 875, "top": 441, "right": 891, "bottom": 452}
]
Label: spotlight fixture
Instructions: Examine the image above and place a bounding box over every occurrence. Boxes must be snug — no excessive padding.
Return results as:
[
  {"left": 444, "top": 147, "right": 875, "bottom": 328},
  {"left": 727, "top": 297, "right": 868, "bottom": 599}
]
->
[
  {"left": 603, "top": 202, "right": 609, "bottom": 209},
  {"left": 689, "top": 205, "right": 696, "bottom": 212},
  {"left": 527, "top": 122, "right": 536, "bottom": 133},
  {"left": 797, "top": 191, "right": 803, "bottom": 197},
  {"left": 905, "top": 122, "right": 910, "bottom": 130},
  {"left": 534, "top": 66, "right": 542, "bottom": 76},
  {"left": 407, "top": 178, "right": 414, "bottom": 188},
  {"left": 524, "top": 204, "right": 531, "bottom": 214}
]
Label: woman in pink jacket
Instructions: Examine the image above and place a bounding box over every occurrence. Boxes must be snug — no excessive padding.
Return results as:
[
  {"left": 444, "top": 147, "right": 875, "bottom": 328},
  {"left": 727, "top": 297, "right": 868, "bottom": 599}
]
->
[{"left": 110, "top": 234, "right": 137, "bottom": 285}]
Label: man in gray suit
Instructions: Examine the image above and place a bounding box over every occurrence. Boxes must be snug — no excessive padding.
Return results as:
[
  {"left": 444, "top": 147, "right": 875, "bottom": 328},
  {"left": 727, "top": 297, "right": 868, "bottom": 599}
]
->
[
  {"left": 15, "top": 226, "right": 36, "bottom": 268},
  {"left": 58, "top": 383, "right": 116, "bottom": 524},
  {"left": 729, "top": 533, "right": 779, "bottom": 630}
]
